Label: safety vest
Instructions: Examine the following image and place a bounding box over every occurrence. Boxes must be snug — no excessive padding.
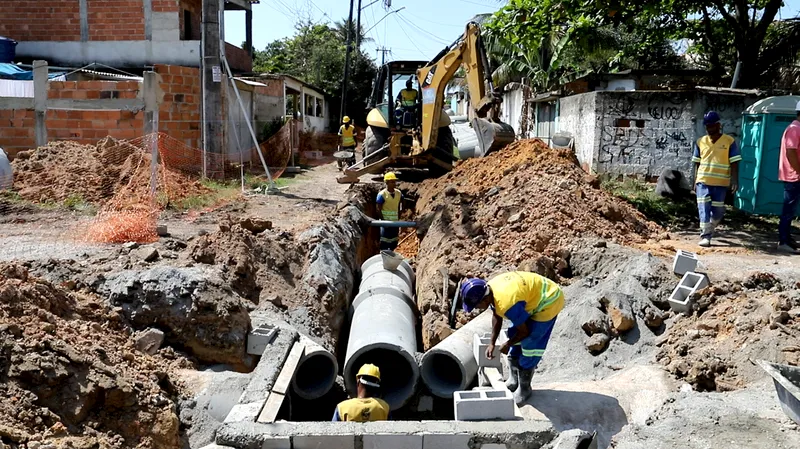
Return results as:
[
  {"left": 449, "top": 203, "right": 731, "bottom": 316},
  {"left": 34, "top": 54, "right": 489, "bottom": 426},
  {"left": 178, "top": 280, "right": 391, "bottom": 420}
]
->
[
  {"left": 399, "top": 89, "right": 417, "bottom": 107},
  {"left": 339, "top": 125, "right": 356, "bottom": 147},
  {"left": 693, "top": 134, "right": 736, "bottom": 187},
  {"left": 336, "top": 397, "right": 390, "bottom": 422},
  {"left": 488, "top": 272, "right": 564, "bottom": 323},
  {"left": 378, "top": 188, "right": 401, "bottom": 221}
]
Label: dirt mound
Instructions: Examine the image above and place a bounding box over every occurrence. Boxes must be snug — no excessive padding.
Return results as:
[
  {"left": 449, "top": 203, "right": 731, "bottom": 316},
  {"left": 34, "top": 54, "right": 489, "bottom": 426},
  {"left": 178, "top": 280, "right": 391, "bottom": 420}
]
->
[
  {"left": 11, "top": 138, "right": 209, "bottom": 206},
  {"left": 406, "top": 139, "right": 662, "bottom": 348},
  {"left": 656, "top": 275, "right": 800, "bottom": 391},
  {"left": 0, "top": 264, "right": 191, "bottom": 449}
]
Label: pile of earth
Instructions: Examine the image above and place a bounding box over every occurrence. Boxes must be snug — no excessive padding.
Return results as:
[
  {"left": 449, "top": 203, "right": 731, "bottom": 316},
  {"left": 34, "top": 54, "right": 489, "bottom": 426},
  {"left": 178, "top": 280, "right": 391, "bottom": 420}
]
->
[
  {"left": 402, "top": 139, "right": 663, "bottom": 348},
  {"left": 11, "top": 138, "right": 210, "bottom": 207},
  {"left": 655, "top": 271, "right": 800, "bottom": 391},
  {"left": 0, "top": 264, "right": 192, "bottom": 449}
]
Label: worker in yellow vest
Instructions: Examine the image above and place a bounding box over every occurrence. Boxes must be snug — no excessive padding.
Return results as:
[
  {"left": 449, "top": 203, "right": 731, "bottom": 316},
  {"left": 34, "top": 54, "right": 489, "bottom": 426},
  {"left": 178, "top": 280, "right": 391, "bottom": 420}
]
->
[
  {"left": 693, "top": 111, "right": 741, "bottom": 247},
  {"left": 396, "top": 79, "right": 418, "bottom": 108},
  {"left": 461, "top": 272, "right": 565, "bottom": 405},
  {"left": 332, "top": 364, "right": 391, "bottom": 422},
  {"left": 338, "top": 116, "right": 357, "bottom": 162},
  {"left": 376, "top": 172, "right": 403, "bottom": 250}
]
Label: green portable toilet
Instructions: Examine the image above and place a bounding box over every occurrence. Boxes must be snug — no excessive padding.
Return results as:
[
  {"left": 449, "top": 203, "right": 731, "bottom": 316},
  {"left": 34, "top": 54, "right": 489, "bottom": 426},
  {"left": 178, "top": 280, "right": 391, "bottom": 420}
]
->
[{"left": 735, "top": 95, "right": 800, "bottom": 216}]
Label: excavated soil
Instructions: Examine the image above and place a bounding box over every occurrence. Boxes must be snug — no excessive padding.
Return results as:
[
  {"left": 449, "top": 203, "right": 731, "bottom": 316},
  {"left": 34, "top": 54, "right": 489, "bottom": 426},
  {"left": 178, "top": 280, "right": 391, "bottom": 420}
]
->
[
  {"left": 656, "top": 272, "right": 800, "bottom": 391},
  {"left": 0, "top": 264, "right": 192, "bottom": 449},
  {"left": 404, "top": 139, "right": 663, "bottom": 348},
  {"left": 11, "top": 138, "right": 209, "bottom": 206}
]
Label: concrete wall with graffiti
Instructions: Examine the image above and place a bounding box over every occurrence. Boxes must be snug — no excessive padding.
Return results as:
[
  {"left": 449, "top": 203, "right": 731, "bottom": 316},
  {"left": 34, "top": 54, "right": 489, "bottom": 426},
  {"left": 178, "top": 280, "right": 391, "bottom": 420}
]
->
[{"left": 558, "top": 90, "right": 760, "bottom": 179}]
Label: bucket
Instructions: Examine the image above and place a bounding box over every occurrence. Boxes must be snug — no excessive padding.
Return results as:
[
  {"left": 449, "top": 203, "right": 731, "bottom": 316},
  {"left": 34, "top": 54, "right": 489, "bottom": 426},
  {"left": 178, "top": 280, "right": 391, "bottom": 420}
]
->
[
  {"left": 0, "top": 36, "right": 17, "bottom": 64},
  {"left": 381, "top": 250, "right": 403, "bottom": 271}
]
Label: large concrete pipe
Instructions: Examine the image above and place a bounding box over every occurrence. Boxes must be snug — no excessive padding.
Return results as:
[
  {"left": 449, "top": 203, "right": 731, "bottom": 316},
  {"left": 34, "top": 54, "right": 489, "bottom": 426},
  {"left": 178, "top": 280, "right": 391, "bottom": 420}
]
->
[
  {"left": 344, "top": 254, "right": 419, "bottom": 410},
  {"left": 420, "top": 309, "right": 493, "bottom": 398},
  {"left": 292, "top": 335, "right": 338, "bottom": 400}
]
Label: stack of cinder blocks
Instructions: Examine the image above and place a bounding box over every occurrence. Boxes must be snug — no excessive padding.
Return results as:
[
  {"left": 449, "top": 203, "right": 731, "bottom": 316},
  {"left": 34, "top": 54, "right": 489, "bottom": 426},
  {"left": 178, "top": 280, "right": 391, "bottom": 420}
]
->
[
  {"left": 669, "top": 250, "right": 710, "bottom": 314},
  {"left": 452, "top": 333, "right": 515, "bottom": 421}
]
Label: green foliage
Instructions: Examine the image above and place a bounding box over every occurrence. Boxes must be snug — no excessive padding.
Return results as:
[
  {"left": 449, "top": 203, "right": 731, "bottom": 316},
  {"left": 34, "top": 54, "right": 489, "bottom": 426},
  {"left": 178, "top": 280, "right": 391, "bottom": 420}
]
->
[
  {"left": 260, "top": 117, "right": 285, "bottom": 141},
  {"left": 252, "top": 19, "right": 377, "bottom": 124}
]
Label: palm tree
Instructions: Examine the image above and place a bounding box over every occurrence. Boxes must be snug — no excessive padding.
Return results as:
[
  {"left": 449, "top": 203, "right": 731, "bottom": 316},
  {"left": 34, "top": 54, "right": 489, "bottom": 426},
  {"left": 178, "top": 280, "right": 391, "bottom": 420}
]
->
[{"left": 333, "top": 18, "right": 373, "bottom": 48}]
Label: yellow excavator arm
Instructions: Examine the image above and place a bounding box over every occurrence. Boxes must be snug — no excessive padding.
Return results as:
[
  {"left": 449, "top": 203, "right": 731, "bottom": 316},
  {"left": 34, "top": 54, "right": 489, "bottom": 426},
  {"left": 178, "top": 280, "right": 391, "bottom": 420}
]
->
[{"left": 416, "top": 22, "right": 513, "bottom": 154}]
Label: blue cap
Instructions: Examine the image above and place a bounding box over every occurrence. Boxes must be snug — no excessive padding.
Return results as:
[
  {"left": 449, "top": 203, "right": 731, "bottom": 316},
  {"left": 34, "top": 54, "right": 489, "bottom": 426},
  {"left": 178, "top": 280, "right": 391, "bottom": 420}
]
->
[
  {"left": 461, "top": 278, "right": 488, "bottom": 312},
  {"left": 703, "top": 111, "right": 721, "bottom": 126}
]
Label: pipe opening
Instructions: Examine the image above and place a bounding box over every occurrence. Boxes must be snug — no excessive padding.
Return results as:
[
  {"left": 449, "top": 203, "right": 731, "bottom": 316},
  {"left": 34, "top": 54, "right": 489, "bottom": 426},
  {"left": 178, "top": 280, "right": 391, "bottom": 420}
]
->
[
  {"left": 348, "top": 347, "right": 417, "bottom": 410},
  {"left": 293, "top": 352, "right": 337, "bottom": 399},
  {"left": 421, "top": 351, "right": 465, "bottom": 397}
]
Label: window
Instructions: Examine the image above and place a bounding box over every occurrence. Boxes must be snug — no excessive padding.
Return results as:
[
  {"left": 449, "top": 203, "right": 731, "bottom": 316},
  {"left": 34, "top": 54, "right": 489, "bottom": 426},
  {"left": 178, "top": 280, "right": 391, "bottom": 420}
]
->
[
  {"left": 182, "top": 10, "right": 192, "bottom": 40},
  {"left": 316, "top": 98, "right": 323, "bottom": 117},
  {"left": 614, "top": 118, "right": 645, "bottom": 128}
]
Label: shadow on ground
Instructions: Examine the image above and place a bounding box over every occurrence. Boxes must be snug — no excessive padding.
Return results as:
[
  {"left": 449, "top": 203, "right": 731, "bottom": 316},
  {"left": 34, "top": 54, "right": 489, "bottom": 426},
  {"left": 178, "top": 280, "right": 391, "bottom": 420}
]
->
[{"left": 526, "top": 389, "right": 628, "bottom": 449}]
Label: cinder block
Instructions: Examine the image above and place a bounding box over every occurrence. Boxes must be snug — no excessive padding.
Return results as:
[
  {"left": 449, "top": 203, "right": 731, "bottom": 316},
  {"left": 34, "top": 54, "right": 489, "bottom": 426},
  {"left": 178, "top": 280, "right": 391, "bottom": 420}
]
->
[
  {"left": 261, "top": 437, "right": 291, "bottom": 449},
  {"left": 473, "top": 333, "right": 501, "bottom": 368},
  {"left": 246, "top": 324, "right": 278, "bottom": 356},
  {"left": 680, "top": 271, "right": 709, "bottom": 291},
  {"left": 363, "top": 434, "right": 423, "bottom": 449},
  {"left": 672, "top": 250, "right": 698, "bottom": 276},
  {"left": 423, "top": 433, "right": 471, "bottom": 449},
  {"left": 454, "top": 389, "right": 515, "bottom": 421},
  {"left": 668, "top": 284, "right": 697, "bottom": 314},
  {"left": 223, "top": 401, "right": 263, "bottom": 423},
  {"left": 480, "top": 445, "right": 508, "bottom": 449},
  {"left": 293, "top": 435, "right": 355, "bottom": 449}
]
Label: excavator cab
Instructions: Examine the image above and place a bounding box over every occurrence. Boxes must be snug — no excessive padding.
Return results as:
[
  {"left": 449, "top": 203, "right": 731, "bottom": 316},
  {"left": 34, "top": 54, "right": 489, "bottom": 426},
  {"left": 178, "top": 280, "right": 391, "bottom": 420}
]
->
[{"left": 337, "top": 22, "right": 515, "bottom": 184}]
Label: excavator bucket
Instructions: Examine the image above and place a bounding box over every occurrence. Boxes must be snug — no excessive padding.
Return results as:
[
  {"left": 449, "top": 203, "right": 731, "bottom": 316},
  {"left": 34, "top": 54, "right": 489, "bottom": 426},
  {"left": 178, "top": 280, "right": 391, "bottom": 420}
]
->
[{"left": 471, "top": 118, "right": 516, "bottom": 157}]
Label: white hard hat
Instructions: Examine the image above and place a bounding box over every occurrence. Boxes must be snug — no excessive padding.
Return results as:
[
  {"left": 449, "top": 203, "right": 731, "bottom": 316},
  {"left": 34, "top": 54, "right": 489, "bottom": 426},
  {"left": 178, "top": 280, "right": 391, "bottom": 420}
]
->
[{"left": 796, "top": 100, "right": 800, "bottom": 111}]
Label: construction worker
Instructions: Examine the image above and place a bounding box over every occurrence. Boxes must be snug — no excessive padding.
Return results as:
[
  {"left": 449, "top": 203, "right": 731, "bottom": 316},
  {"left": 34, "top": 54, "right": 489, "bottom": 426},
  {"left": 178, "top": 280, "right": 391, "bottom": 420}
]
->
[
  {"left": 396, "top": 78, "right": 418, "bottom": 108},
  {"left": 338, "top": 116, "right": 357, "bottom": 167},
  {"left": 461, "top": 272, "right": 565, "bottom": 405},
  {"left": 332, "top": 364, "right": 390, "bottom": 422},
  {"left": 376, "top": 172, "right": 402, "bottom": 250},
  {"left": 777, "top": 101, "right": 800, "bottom": 254},
  {"left": 693, "top": 111, "right": 741, "bottom": 247}
]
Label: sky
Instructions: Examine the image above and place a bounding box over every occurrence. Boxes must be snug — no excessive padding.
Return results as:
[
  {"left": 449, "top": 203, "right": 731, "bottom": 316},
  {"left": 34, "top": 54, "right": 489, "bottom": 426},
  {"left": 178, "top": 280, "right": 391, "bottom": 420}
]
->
[{"left": 224, "top": 0, "right": 800, "bottom": 63}]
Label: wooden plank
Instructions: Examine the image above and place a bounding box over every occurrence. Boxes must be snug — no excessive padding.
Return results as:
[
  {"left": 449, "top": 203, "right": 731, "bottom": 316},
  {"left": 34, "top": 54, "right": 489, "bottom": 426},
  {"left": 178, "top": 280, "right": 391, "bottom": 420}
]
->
[
  {"left": 483, "top": 367, "right": 522, "bottom": 419},
  {"left": 272, "top": 341, "right": 305, "bottom": 395},
  {"left": 256, "top": 391, "right": 285, "bottom": 423}
]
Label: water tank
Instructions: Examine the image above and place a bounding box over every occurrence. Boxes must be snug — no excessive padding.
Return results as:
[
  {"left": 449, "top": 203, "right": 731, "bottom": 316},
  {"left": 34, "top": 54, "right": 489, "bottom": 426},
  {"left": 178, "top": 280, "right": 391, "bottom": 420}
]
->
[{"left": 0, "top": 36, "right": 17, "bottom": 63}]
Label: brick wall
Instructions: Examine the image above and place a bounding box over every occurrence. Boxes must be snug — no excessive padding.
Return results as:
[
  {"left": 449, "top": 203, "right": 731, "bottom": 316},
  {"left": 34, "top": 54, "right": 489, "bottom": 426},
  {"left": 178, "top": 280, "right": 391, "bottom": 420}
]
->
[
  {"left": 0, "top": 1, "right": 82, "bottom": 42},
  {"left": 254, "top": 80, "right": 284, "bottom": 97},
  {"left": 179, "top": 0, "right": 202, "bottom": 40},
  {"left": 88, "top": 0, "right": 145, "bottom": 41},
  {"left": 153, "top": 0, "right": 180, "bottom": 12},
  {"left": 46, "top": 109, "right": 145, "bottom": 142},
  {"left": 154, "top": 64, "right": 202, "bottom": 150},
  {"left": 225, "top": 43, "right": 253, "bottom": 73},
  {"left": 0, "top": 110, "right": 37, "bottom": 156},
  {"left": 48, "top": 80, "right": 141, "bottom": 101}
]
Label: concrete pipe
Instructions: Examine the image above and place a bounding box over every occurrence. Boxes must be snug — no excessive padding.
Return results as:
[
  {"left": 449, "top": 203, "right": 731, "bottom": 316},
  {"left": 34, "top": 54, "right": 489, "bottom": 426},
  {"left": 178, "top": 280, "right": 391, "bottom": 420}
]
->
[
  {"left": 292, "top": 335, "right": 339, "bottom": 400},
  {"left": 344, "top": 254, "right": 419, "bottom": 410},
  {"left": 420, "top": 309, "right": 493, "bottom": 398}
]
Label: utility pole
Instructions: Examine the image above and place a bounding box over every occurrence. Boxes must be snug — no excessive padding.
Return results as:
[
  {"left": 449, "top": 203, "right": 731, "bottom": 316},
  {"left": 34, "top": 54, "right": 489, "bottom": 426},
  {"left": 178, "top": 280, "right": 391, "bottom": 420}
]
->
[
  {"left": 377, "top": 47, "right": 391, "bottom": 65},
  {"left": 340, "top": 0, "right": 355, "bottom": 121},
  {"left": 355, "top": 0, "right": 363, "bottom": 47},
  {"left": 201, "top": 0, "right": 223, "bottom": 178}
]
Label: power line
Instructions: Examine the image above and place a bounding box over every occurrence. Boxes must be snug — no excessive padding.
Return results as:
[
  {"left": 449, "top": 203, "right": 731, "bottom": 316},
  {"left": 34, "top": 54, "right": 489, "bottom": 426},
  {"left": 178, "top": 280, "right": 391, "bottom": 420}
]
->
[
  {"left": 404, "top": 11, "right": 464, "bottom": 29},
  {"left": 396, "top": 14, "right": 450, "bottom": 45},
  {"left": 392, "top": 14, "right": 426, "bottom": 56}
]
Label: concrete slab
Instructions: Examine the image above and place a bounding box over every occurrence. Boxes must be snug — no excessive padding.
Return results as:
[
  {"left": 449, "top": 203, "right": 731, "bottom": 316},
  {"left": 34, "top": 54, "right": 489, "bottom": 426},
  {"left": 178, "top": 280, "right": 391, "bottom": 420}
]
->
[
  {"left": 223, "top": 401, "right": 264, "bottom": 423},
  {"left": 272, "top": 342, "right": 305, "bottom": 395},
  {"left": 363, "top": 434, "right": 423, "bottom": 449},
  {"left": 256, "top": 392, "right": 285, "bottom": 424},
  {"left": 239, "top": 326, "right": 298, "bottom": 404}
]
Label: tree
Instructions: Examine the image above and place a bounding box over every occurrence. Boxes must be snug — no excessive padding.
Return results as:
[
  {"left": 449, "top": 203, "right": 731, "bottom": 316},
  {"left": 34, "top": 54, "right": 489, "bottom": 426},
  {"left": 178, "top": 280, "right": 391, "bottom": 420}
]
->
[
  {"left": 252, "top": 19, "right": 378, "bottom": 125},
  {"left": 487, "top": 0, "right": 800, "bottom": 89}
]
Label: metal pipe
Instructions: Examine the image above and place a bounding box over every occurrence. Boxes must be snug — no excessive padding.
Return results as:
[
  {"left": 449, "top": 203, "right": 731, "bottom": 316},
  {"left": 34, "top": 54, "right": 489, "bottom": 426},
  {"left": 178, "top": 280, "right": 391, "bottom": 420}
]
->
[
  {"left": 420, "top": 309, "right": 493, "bottom": 398},
  {"left": 368, "top": 220, "right": 417, "bottom": 228},
  {"left": 344, "top": 254, "right": 419, "bottom": 410},
  {"left": 292, "top": 335, "right": 339, "bottom": 400}
]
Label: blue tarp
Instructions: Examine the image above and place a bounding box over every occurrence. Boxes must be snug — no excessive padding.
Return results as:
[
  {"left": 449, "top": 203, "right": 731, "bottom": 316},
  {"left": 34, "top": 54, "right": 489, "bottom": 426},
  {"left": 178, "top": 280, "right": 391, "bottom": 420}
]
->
[{"left": 0, "top": 63, "right": 65, "bottom": 80}]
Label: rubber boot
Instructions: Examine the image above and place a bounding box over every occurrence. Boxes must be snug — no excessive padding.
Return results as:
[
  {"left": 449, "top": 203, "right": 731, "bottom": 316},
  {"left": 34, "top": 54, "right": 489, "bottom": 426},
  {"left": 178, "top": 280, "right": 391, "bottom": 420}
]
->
[
  {"left": 514, "top": 368, "right": 533, "bottom": 405},
  {"left": 505, "top": 358, "right": 520, "bottom": 392}
]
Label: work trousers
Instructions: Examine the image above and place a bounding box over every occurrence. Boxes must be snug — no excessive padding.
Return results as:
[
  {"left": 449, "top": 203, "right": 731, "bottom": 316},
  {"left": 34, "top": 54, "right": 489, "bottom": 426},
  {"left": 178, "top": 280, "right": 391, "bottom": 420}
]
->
[
  {"left": 380, "top": 226, "right": 399, "bottom": 251},
  {"left": 696, "top": 182, "right": 728, "bottom": 239},
  {"left": 506, "top": 316, "right": 557, "bottom": 370},
  {"left": 779, "top": 181, "right": 800, "bottom": 245}
]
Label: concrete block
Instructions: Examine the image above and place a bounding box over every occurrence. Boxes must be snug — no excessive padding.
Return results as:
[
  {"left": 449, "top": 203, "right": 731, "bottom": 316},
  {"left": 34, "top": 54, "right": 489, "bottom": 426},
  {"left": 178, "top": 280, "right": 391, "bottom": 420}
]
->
[
  {"left": 454, "top": 389, "right": 516, "bottom": 421},
  {"left": 423, "top": 433, "right": 471, "bottom": 449},
  {"left": 247, "top": 324, "right": 278, "bottom": 356},
  {"left": 680, "top": 271, "right": 709, "bottom": 290},
  {"left": 477, "top": 367, "right": 492, "bottom": 387},
  {"left": 672, "top": 250, "right": 698, "bottom": 276},
  {"left": 293, "top": 435, "right": 355, "bottom": 449},
  {"left": 260, "top": 437, "right": 291, "bottom": 449},
  {"left": 473, "top": 333, "right": 502, "bottom": 368},
  {"left": 480, "top": 445, "right": 507, "bottom": 449},
  {"left": 668, "top": 284, "right": 697, "bottom": 314},
  {"left": 363, "top": 434, "right": 423, "bottom": 449},
  {"left": 223, "top": 401, "right": 263, "bottom": 423}
]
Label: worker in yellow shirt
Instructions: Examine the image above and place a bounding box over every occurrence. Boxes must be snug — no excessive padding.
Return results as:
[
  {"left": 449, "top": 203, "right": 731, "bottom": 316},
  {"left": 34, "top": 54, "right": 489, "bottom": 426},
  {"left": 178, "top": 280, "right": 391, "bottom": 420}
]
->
[
  {"left": 395, "top": 79, "right": 418, "bottom": 127},
  {"left": 461, "top": 272, "right": 565, "bottom": 405},
  {"left": 338, "top": 116, "right": 357, "bottom": 166},
  {"left": 376, "top": 172, "right": 402, "bottom": 250},
  {"left": 332, "top": 364, "right": 391, "bottom": 422}
]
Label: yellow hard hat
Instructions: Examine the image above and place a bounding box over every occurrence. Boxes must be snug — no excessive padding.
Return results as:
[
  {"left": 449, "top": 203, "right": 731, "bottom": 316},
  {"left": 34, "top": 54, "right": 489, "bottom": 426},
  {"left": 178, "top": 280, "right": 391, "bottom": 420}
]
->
[
  {"left": 343, "top": 116, "right": 351, "bottom": 123},
  {"left": 384, "top": 172, "right": 397, "bottom": 182},
  {"left": 357, "top": 363, "right": 381, "bottom": 382}
]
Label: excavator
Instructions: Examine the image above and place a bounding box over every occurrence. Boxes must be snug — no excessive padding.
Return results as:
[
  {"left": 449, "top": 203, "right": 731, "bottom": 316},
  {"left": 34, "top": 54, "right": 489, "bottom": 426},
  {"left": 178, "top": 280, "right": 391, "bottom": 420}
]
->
[{"left": 336, "top": 22, "right": 515, "bottom": 184}]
